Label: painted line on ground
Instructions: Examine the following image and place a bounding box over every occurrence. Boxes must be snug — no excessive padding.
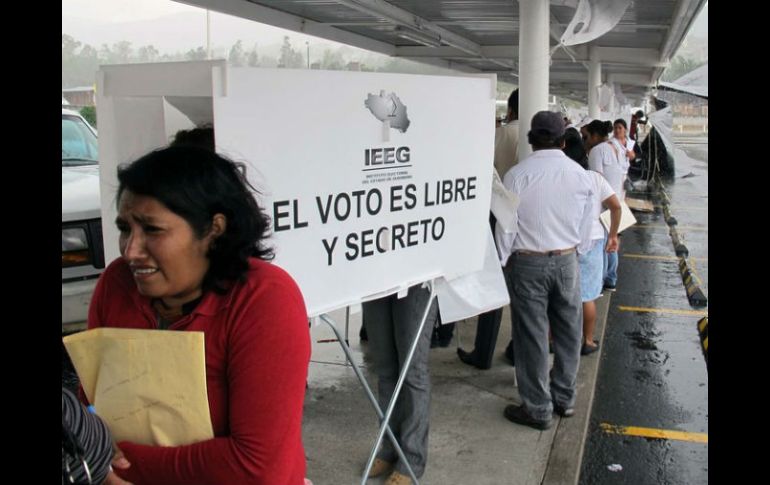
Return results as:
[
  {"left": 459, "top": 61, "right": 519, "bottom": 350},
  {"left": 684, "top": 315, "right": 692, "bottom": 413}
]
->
[
  {"left": 600, "top": 423, "right": 708, "bottom": 444},
  {"left": 618, "top": 306, "right": 707, "bottom": 316},
  {"left": 623, "top": 254, "right": 707, "bottom": 262},
  {"left": 634, "top": 224, "right": 708, "bottom": 232}
]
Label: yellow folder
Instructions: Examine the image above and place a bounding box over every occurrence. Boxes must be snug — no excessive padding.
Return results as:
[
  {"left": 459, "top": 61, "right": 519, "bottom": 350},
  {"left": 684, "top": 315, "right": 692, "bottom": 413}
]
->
[{"left": 63, "top": 327, "right": 214, "bottom": 447}]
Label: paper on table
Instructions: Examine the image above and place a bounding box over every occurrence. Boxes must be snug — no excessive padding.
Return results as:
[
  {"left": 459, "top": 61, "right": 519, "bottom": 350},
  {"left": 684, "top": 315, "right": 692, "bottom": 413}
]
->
[
  {"left": 63, "top": 327, "right": 214, "bottom": 447},
  {"left": 601, "top": 199, "right": 638, "bottom": 234},
  {"left": 490, "top": 170, "right": 519, "bottom": 233}
]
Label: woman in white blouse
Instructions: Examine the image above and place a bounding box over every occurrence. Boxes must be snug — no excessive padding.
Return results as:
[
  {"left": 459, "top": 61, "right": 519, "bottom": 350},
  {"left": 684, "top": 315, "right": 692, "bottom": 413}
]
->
[{"left": 581, "top": 119, "right": 626, "bottom": 291}]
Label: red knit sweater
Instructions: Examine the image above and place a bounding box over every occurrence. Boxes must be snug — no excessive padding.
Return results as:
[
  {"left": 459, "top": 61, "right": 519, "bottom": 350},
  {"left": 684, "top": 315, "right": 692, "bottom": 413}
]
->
[{"left": 87, "top": 257, "right": 310, "bottom": 485}]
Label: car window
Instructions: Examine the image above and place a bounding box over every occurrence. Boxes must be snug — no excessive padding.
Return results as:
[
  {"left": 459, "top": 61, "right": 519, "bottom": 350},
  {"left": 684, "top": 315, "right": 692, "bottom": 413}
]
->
[{"left": 62, "top": 115, "right": 98, "bottom": 165}]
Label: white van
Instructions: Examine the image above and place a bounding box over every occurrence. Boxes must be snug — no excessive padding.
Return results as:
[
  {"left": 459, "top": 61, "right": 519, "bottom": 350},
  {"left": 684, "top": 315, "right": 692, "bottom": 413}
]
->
[{"left": 62, "top": 108, "right": 103, "bottom": 332}]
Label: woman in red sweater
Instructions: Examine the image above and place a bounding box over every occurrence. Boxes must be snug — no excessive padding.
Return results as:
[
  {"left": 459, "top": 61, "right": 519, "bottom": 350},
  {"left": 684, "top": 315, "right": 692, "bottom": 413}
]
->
[{"left": 88, "top": 145, "right": 311, "bottom": 485}]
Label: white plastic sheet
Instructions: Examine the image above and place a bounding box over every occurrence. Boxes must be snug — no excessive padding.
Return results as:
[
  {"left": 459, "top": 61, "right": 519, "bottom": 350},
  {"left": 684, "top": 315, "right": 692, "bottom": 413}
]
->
[
  {"left": 560, "top": 0, "right": 632, "bottom": 46},
  {"left": 647, "top": 105, "right": 676, "bottom": 157},
  {"left": 435, "top": 228, "right": 510, "bottom": 324}
]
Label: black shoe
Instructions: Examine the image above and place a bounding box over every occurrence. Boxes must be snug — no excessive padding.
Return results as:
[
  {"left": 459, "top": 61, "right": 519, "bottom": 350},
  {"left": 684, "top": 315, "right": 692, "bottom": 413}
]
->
[
  {"left": 503, "top": 404, "right": 552, "bottom": 430},
  {"left": 359, "top": 326, "right": 368, "bottom": 342},
  {"left": 553, "top": 402, "right": 575, "bottom": 418},
  {"left": 603, "top": 283, "right": 616, "bottom": 292},
  {"left": 504, "top": 341, "right": 515, "bottom": 367},
  {"left": 457, "top": 348, "right": 491, "bottom": 370},
  {"left": 438, "top": 337, "right": 453, "bottom": 348},
  {"left": 581, "top": 340, "right": 600, "bottom": 356}
]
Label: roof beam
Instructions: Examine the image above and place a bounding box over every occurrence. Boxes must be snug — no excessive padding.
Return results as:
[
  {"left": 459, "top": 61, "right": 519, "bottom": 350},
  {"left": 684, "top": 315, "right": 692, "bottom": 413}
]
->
[
  {"left": 394, "top": 45, "right": 665, "bottom": 67},
  {"left": 334, "top": 0, "right": 482, "bottom": 56},
  {"left": 399, "top": 57, "right": 483, "bottom": 73},
  {"left": 173, "top": 0, "right": 396, "bottom": 56},
  {"left": 550, "top": 71, "right": 653, "bottom": 86}
]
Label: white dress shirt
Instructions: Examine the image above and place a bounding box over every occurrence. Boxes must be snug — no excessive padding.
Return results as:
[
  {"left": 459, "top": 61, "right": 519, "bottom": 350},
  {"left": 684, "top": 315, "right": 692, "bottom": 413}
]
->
[
  {"left": 494, "top": 120, "right": 520, "bottom": 178},
  {"left": 588, "top": 141, "right": 627, "bottom": 197},
  {"left": 495, "top": 149, "right": 595, "bottom": 264}
]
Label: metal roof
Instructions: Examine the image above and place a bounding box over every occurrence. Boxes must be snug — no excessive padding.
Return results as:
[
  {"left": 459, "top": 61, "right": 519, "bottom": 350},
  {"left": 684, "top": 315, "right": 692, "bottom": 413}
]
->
[{"left": 175, "top": 0, "right": 706, "bottom": 103}]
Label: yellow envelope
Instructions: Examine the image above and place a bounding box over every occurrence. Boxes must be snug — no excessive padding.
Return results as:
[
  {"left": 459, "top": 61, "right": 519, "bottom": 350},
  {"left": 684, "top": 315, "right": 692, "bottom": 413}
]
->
[{"left": 63, "top": 327, "right": 214, "bottom": 447}]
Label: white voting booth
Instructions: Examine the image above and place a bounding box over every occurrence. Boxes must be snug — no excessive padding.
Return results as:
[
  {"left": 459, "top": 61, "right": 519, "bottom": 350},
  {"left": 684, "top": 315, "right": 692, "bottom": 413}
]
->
[{"left": 96, "top": 61, "right": 509, "bottom": 484}]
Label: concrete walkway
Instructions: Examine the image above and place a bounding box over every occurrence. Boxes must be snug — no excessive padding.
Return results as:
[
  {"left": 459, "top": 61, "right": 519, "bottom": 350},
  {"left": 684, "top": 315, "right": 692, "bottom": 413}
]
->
[{"left": 302, "top": 294, "right": 611, "bottom": 485}]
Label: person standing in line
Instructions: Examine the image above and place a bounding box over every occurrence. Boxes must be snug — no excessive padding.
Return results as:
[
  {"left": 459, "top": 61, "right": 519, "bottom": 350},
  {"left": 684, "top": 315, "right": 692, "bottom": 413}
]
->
[
  {"left": 582, "top": 120, "right": 626, "bottom": 292},
  {"left": 496, "top": 111, "right": 595, "bottom": 430},
  {"left": 563, "top": 129, "right": 622, "bottom": 356}
]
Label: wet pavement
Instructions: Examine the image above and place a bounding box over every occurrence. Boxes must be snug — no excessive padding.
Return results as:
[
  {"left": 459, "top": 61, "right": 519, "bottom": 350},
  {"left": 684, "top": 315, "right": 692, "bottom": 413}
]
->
[{"left": 579, "top": 138, "right": 708, "bottom": 484}]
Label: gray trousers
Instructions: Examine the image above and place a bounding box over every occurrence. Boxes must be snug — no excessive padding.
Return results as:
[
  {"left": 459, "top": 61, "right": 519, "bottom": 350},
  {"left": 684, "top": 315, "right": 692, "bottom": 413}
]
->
[
  {"left": 504, "top": 252, "right": 583, "bottom": 421},
  {"left": 363, "top": 285, "right": 438, "bottom": 478}
]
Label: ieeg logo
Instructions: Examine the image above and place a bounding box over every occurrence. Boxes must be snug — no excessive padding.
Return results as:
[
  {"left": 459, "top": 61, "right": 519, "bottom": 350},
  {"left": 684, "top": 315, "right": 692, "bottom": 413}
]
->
[{"left": 364, "top": 90, "right": 410, "bottom": 133}]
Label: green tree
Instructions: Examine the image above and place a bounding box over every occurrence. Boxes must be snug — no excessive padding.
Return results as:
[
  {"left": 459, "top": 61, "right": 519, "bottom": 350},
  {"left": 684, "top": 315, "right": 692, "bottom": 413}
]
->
[
  {"left": 185, "top": 47, "right": 208, "bottom": 61},
  {"left": 113, "top": 41, "right": 133, "bottom": 63},
  {"left": 229, "top": 40, "right": 245, "bottom": 66},
  {"left": 137, "top": 45, "right": 160, "bottom": 63},
  {"left": 79, "top": 106, "right": 97, "bottom": 127},
  {"left": 321, "top": 48, "right": 344, "bottom": 70},
  {"left": 279, "top": 36, "right": 304, "bottom": 68},
  {"left": 62, "top": 34, "right": 81, "bottom": 62},
  {"left": 247, "top": 43, "right": 259, "bottom": 67}
]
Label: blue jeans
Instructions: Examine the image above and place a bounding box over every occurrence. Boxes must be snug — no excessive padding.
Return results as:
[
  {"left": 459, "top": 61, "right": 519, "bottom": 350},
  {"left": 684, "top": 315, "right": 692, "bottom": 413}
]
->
[
  {"left": 503, "top": 252, "right": 583, "bottom": 421},
  {"left": 363, "top": 285, "right": 438, "bottom": 478},
  {"left": 602, "top": 230, "right": 618, "bottom": 286}
]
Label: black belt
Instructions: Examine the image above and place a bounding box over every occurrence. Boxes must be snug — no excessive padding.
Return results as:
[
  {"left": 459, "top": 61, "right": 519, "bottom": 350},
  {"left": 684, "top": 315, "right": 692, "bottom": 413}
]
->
[{"left": 515, "top": 247, "right": 576, "bottom": 257}]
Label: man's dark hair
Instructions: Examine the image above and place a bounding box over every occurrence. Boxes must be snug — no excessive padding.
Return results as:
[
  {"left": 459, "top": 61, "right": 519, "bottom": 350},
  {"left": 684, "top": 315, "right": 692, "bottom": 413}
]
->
[
  {"left": 117, "top": 145, "right": 273, "bottom": 293},
  {"left": 528, "top": 132, "right": 565, "bottom": 150}
]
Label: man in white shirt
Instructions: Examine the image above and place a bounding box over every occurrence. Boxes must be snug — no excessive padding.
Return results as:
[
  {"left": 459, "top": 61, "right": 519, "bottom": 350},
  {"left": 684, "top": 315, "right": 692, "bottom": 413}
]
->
[{"left": 495, "top": 111, "right": 594, "bottom": 430}]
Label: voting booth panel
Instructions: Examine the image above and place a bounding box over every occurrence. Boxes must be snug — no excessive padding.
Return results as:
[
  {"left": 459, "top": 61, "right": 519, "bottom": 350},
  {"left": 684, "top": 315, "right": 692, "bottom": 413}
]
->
[{"left": 97, "top": 62, "right": 499, "bottom": 318}]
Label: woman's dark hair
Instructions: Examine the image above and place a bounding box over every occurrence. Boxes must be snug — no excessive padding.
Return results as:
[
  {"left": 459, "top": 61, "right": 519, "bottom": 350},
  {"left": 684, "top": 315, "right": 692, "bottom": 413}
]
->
[
  {"left": 584, "top": 120, "right": 613, "bottom": 137},
  {"left": 613, "top": 118, "right": 627, "bottom": 130},
  {"left": 171, "top": 125, "right": 215, "bottom": 151},
  {"left": 117, "top": 145, "right": 273, "bottom": 292},
  {"left": 508, "top": 89, "right": 519, "bottom": 117},
  {"left": 562, "top": 127, "right": 588, "bottom": 169}
]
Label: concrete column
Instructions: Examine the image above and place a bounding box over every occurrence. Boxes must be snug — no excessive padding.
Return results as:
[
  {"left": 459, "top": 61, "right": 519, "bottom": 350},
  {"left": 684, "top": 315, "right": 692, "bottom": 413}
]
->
[
  {"left": 517, "top": 0, "right": 550, "bottom": 161},
  {"left": 607, "top": 73, "right": 616, "bottom": 119},
  {"left": 588, "top": 45, "right": 601, "bottom": 119}
]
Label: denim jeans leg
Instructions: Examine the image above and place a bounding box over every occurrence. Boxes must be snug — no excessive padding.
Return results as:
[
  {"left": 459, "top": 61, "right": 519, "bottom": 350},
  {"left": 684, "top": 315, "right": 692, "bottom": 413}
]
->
[
  {"left": 548, "top": 255, "right": 583, "bottom": 409},
  {"left": 362, "top": 296, "right": 401, "bottom": 464},
  {"left": 506, "top": 256, "right": 553, "bottom": 421},
  {"left": 390, "top": 285, "right": 436, "bottom": 478}
]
